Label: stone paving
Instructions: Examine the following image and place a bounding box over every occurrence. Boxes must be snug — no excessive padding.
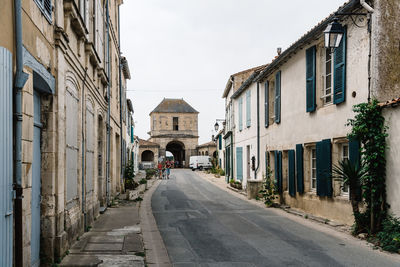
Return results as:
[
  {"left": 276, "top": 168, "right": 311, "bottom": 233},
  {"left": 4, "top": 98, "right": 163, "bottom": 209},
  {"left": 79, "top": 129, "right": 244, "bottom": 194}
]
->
[{"left": 60, "top": 171, "right": 149, "bottom": 267}]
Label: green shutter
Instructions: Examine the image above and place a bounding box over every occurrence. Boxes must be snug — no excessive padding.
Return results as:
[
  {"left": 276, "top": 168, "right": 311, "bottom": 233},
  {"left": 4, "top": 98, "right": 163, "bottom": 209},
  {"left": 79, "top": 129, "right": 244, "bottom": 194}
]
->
[
  {"left": 288, "top": 150, "right": 296, "bottom": 197},
  {"left": 236, "top": 147, "right": 243, "bottom": 180},
  {"left": 246, "top": 90, "right": 251, "bottom": 127},
  {"left": 333, "top": 27, "right": 347, "bottom": 104},
  {"left": 349, "top": 138, "right": 362, "bottom": 201},
  {"left": 265, "top": 151, "right": 268, "bottom": 174},
  {"left": 275, "top": 71, "right": 281, "bottom": 124},
  {"left": 239, "top": 97, "right": 243, "bottom": 131},
  {"left": 316, "top": 139, "right": 332, "bottom": 197},
  {"left": 265, "top": 81, "right": 269, "bottom": 127},
  {"left": 219, "top": 135, "right": 222, "bottom": 150},
  {"left": 296, "top": 144, "right": 304, "bottom": 194},
  {"left": 306, "top": 46, "right": 316, "bottom": 112},
  {"left": 274, "top": 151, "right": 282, "bottom": 193}
]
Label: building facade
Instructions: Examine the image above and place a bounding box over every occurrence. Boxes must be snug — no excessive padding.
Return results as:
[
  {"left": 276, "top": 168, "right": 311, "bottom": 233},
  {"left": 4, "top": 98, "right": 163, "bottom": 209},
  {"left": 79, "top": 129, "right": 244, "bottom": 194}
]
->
[
  {"left": 0, "top": 0, "right": 130, "bottom": 265},
  {"left": 221, "top": 0, "right": 400, "bottom": 225},
  {"left": 147, "top": 98, "right": 199, "bottom": 167},
  {"left": 197, "top": 141, "right": 217, "bottom": 158}
]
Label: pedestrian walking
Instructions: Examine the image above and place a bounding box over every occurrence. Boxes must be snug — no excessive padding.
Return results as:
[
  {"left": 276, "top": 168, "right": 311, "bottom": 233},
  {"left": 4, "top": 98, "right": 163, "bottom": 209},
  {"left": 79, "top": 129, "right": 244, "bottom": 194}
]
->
[
  {"left": 158, "top": 161, "right": 163, "bottom": 179},
  {"left": 166, "top": 160, "right": 171, "bottom": 179}
]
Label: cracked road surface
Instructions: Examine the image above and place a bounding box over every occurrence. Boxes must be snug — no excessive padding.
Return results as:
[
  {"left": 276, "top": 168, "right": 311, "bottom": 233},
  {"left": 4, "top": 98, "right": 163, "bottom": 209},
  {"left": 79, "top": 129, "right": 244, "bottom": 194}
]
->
[{"left": 152, "top": 169, "right": 400, "bottom": 267}]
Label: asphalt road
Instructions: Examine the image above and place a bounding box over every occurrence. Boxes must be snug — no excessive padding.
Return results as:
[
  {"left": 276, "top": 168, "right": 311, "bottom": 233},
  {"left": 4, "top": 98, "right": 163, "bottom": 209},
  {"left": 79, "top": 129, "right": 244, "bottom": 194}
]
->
[{"left": 151, "top": 169, "right": 400, "bottom": 267}]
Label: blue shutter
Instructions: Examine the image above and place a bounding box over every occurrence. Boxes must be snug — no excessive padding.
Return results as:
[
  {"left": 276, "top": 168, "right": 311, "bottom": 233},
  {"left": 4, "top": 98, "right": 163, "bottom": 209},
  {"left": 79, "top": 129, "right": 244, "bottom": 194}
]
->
[
  {"left": 264, "top": 81, "right": 269, "bottom": 127},
  {"left": 239, "top": 97, "right": 243, "bottom": 131},
  {"left": 349, "top": 138, "right": 362, "bottom": 201},
  {"left": 316, "top": 139, "right": 332, "bottom": 197},
  {"left": 246, "top": 91, "right": 251, "bottom": 127},
  {"left": 306, "top": 46, "right": 316, "bottom": 112},
  {"left": 288, "top": 150, "right": 296, "bottom": 197},
  {"left": 275, "top": 71, "right": 281, "bottom": 124},
  {"left": 0, "top": 46, "right": 13, "bottom": 267},
  {"left": 295, "top": 144, "right": 304, "bottom": 194},
  {"left": 333, "top": 27, "right": 347, "bottom": 104},
  {"left": 236, "top": 147, "right": 243, "bottom": 181}
]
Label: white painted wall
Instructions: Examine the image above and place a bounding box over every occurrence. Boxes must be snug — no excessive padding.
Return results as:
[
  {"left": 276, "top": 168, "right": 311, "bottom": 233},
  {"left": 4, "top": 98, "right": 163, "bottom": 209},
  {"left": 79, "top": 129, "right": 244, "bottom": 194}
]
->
[
  {"left": 383, "top": 108, "right": 400, "bottom": 217},
  {"left": 258, "top": 21, "right": 369, "bottom": 182}
]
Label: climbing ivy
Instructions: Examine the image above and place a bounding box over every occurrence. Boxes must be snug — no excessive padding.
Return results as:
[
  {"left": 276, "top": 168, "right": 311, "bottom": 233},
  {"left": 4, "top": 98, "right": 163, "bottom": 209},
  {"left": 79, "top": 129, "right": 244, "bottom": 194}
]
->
[{"left": 347, "top": 99, "right": 388, "bottom": 233}]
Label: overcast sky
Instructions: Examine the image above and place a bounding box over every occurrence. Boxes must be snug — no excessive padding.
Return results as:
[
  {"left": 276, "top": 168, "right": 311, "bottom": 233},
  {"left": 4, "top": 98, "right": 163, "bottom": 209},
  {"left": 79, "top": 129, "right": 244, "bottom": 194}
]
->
[{"left": 120, "top": 0, "right": 346, "bottom": 144}]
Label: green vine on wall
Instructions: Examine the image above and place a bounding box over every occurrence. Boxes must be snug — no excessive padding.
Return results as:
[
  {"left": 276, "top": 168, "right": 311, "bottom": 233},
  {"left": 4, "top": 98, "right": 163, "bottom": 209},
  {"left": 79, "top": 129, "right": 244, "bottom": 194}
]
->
[{"left": 347, "top": 99, "right": 389, "bottom": 233}]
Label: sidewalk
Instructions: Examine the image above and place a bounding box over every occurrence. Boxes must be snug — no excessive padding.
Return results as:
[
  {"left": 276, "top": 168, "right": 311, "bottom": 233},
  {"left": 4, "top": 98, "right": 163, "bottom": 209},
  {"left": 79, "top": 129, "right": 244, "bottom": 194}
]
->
[
  {"left": 196, "top": 171, "right": 352, "bottom": 232},
  {"left": 60, "top": 171, "right": 150, "bottom": 267}
]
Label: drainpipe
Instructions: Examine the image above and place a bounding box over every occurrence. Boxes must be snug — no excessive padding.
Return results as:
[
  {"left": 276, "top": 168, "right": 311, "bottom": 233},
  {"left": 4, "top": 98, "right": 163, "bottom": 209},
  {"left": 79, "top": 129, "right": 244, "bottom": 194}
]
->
[
  {"left": 81, "top": 67, "right": 88, "bottom": 229},
  {"left": 360, "top": 0, "right": 374, "bottom": 13},
  {"left": 105, "top": 0, "right": 111, "bottom": 206},
  {"left": 254, "top": 82, "right": 260, "bottom": 180},
  {"left": 360, "top": 1, "right": 374, "bottom": 102},
  {"left": 118, "top": 5, "right": 124, "bottom": 189},
  {"left": 14, "top": 0, "right": 29, "bottom": 266}
]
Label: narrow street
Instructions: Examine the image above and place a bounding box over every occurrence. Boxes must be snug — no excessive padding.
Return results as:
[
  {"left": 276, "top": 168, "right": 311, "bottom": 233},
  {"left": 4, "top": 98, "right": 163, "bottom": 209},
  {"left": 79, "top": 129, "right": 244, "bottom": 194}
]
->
[{"left": 152, "top": 169, "right": 400, "bottom": 267}]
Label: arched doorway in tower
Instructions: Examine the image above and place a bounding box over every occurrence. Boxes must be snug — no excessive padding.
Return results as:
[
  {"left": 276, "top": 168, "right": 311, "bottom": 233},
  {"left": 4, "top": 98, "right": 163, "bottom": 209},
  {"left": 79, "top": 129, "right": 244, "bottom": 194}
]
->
[
  {"left": 166, "top": 141, "right": 185, "bottom": 168},
  {"left": 141, "top": 150, "right": 155, "bottom": 162}
]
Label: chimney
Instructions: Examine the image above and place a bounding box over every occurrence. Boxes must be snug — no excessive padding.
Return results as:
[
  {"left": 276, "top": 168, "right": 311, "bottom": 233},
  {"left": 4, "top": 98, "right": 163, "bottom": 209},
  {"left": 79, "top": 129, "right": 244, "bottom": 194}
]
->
[
  {"left": 211, "top": 135, "right": 215, "bottom": 141},
  {"left": 277, "top": 47, "right": 282, "bottom": 56}
]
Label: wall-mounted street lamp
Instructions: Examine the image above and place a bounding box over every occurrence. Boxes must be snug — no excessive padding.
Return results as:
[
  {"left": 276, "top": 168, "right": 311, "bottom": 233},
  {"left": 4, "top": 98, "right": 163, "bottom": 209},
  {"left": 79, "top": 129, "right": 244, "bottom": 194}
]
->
[
  {"left": 214, "top": 119, "right": 225, "bottom": 132},
  {"left": 324, "top": 18, "right": 345, "bottom": 50}
]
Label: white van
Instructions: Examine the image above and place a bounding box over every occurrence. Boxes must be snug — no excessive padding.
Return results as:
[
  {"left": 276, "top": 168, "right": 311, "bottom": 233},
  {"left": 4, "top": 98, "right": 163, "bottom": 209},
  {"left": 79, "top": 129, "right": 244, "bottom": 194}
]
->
[{"left": 189, "top": 156, "right": 213, "bottom": 170}]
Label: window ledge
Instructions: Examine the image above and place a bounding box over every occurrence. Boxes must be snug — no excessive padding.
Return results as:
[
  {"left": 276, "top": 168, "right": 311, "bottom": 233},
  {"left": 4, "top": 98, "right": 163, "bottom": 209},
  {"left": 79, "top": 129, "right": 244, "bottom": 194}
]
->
[
  {"left": 97, "top": 67, "right": 108, "bottom": 86},
  {"left": 85, "top": 42, "right": 101, "bottom": 68},
  {"left": 64, "top": 0, "right": 88, "bottom": 39}
]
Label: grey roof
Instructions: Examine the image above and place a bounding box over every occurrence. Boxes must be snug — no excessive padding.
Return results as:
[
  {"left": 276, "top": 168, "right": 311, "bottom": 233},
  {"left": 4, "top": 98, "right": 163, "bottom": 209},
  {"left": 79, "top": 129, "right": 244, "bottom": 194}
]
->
[{"left": 150, "top": 98, "right": 199, "bottom": 114}]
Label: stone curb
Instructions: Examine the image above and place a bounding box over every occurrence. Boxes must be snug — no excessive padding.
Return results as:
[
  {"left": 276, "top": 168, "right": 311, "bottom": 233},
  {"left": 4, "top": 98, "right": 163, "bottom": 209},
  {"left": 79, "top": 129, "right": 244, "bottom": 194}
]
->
[{"left": 139, "top": 180, "right": 172, "bottom": 267}]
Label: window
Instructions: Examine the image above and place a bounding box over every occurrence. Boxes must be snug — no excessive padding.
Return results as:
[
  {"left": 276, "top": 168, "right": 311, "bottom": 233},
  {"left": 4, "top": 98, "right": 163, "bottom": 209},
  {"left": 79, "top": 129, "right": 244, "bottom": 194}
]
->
[
  {"left": 310, "top": 148, "right": 317, "bottom": 191},
  {"left": 173, "top": 117, "right": 179, "bottom": 131},
  {"left": 322, "top": 49, "right": 334, "bottom": 105},
  {"left": 341, "top": 144, "right": 349, "bottom": 195},
  {"left": 152, "top": 116, "right": 156, "bottom": 130},
  {"left": 34, "top": 0, "right": 52, "bottom": 22}
]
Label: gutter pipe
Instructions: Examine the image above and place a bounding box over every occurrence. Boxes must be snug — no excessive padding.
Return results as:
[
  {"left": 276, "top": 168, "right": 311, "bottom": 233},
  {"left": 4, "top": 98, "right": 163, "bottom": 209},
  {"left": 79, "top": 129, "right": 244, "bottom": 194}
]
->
[
  {"left": 360, "top": 0, "right": 374, "bottom": 13},
  {"left": 105, "top": 0, "right": 111, "bottom": 206},
  {"left": 14, "top": 0, "right": 29, "bottom": 266},
  {"left": 118, "top": 4, "right": 124, "bottom": 187},
  {"left": 254, "top": 82, "right": 260, "bottom": 180},
  {"left": 81, "top": 67, "right": 88, "bottom": 229}
]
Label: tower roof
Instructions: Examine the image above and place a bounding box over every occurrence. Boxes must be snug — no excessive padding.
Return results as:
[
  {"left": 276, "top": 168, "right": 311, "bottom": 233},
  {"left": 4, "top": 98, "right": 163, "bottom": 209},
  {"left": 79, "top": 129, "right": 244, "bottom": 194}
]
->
[{"left": 150, "top": 98, "right": 199, "bottom": 114}]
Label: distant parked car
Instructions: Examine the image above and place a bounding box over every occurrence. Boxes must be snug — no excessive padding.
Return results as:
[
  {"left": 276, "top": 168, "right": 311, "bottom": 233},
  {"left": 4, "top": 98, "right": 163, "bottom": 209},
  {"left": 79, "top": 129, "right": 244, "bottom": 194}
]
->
[{"left": 189, "top": 156, "right": 212, "bottom": 171}]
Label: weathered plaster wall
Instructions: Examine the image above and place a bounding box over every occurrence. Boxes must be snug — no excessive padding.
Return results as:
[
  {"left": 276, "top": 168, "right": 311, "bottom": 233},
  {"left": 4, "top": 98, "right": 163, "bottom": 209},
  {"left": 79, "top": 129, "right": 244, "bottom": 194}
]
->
[{"left": 371, "top": 0, "right": 400, "bottom": 100}]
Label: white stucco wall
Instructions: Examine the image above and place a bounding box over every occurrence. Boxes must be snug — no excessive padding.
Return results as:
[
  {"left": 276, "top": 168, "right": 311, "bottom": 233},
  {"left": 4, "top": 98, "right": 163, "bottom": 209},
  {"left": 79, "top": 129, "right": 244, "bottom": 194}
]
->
[
  {"left": 383, "top": 108, "right": 400, "bottom": 217},
  {"left": 258, "top": 21, "right": 369, "bottom": 181}
]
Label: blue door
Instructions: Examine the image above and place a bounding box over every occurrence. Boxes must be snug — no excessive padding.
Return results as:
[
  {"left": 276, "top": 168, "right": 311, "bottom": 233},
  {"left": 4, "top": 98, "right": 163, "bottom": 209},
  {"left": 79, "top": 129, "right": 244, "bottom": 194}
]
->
[
  {"left": 0, "top": 46, "right": 13, "bottom": 267},
  {"left": 31, "top": 91, "right": 42, "bottom": 267}
]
